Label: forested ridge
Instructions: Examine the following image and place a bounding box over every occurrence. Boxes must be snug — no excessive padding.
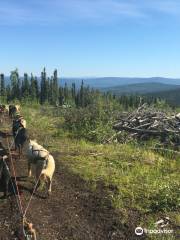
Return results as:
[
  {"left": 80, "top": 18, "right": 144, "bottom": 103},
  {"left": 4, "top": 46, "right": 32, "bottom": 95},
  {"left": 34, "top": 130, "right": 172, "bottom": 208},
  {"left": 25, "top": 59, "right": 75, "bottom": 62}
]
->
[{"left": 0, "top": 68, "right": 162, "bottom": 109}]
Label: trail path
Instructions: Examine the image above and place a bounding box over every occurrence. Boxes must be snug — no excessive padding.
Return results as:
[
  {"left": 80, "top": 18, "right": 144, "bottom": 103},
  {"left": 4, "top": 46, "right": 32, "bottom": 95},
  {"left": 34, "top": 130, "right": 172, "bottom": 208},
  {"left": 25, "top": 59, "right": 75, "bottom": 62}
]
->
[{"left": 0, "top": 113, "right": 132, "bottom": 240}]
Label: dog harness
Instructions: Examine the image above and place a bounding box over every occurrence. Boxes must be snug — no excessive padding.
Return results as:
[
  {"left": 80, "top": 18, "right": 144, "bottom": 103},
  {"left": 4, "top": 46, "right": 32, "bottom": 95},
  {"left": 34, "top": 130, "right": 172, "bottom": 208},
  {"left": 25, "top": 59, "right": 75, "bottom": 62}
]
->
[{"left": 31, "top": 146, "right": 49, "bottom": 169}]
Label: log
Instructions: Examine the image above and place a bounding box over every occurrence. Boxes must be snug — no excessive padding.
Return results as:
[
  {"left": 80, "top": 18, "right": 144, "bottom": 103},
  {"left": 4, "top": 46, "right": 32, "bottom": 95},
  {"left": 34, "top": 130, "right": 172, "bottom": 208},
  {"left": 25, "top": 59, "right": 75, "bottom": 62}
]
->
[
  {"left": 138, "top": 123, "right": 152, "bottom": 129},
  {"left": 113, "top": 125, "right": 167, "bottom": 136}
]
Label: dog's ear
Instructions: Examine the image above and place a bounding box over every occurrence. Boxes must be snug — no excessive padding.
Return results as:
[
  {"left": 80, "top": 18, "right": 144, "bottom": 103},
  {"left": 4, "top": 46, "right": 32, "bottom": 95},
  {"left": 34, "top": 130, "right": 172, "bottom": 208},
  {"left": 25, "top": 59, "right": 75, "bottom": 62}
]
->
[{"left": 3, "top": 155, "right": 8, "bottom": 160}]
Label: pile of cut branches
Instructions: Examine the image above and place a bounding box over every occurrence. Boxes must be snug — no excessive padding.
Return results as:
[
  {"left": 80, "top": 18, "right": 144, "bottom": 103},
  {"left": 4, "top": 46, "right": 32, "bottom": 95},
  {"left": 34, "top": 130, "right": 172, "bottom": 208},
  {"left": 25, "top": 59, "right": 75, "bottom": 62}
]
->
[{"left": 107, "top": 104, "right": 180, "bottom": 148}]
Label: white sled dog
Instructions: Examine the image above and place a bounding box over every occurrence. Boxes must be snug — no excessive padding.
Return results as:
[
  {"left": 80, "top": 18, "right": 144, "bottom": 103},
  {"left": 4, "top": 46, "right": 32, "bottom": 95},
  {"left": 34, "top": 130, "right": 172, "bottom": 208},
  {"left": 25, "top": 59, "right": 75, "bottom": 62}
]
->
[{"left": 24, "top": 139, "right": 55, "bottom": 195}]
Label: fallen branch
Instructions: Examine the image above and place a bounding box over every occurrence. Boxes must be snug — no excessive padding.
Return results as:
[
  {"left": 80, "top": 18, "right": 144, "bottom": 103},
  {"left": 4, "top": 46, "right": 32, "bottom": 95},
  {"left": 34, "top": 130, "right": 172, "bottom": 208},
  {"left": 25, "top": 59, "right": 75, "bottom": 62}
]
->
[{"left": 113, "top": 125, "right": 167, "bottom": 136}]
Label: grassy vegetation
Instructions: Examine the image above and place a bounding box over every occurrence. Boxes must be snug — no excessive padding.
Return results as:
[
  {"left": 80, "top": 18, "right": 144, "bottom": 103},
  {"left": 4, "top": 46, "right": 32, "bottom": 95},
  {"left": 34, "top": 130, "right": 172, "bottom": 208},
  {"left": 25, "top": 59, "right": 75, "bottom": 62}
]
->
[{"left": 21, "top": 104, "right": 179, "bottom": 239}]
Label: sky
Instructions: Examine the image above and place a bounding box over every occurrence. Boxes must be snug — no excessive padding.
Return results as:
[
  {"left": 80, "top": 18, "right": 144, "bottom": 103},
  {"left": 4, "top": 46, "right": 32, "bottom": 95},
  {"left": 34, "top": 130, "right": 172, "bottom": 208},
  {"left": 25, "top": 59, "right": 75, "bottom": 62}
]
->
[{"left": 0, "top": 0, "right": 180, "bottom": 78}]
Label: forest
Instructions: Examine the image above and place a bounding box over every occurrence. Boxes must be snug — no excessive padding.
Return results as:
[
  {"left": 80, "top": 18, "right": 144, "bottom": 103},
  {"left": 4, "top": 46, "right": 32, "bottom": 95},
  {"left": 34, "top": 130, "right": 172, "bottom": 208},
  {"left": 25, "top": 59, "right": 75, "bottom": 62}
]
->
[{"left": 0, "top": 68, "right": 162, "bottom": 109}]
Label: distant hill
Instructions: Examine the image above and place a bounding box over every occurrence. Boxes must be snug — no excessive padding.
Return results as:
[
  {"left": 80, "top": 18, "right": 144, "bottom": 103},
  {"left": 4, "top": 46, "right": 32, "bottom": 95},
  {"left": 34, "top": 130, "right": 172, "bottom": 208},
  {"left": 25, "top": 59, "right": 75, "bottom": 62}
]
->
[
  {"left": 147, "top": 88, "right": 180, "bottom": 106},
  {"left": 3, "top": 75, "right": 180, "bottom": 106},
  {"left": 60, "top": 77, "right": 180, "bottom": 88},
  {"left": 4, "top": 76, "right": 180, "bottom": 88},
  {"left": 100, "top": 82, "right": 180, "bottom": 95}
]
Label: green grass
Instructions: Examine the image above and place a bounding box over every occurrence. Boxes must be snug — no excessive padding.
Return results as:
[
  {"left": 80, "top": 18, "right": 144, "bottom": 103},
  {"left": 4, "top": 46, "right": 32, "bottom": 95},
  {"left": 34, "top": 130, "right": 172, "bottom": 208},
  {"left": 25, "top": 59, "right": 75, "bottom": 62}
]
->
[{"left": 21, "top": 105, "right": 180, "bottom": 238}]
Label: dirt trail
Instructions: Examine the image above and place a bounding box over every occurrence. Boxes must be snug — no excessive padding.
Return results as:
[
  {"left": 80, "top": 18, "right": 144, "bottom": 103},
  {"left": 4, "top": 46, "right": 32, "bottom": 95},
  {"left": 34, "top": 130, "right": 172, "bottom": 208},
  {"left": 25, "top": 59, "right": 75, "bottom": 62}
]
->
[{"left": 0, "top": 114, "right": 135, "bottom": 240}]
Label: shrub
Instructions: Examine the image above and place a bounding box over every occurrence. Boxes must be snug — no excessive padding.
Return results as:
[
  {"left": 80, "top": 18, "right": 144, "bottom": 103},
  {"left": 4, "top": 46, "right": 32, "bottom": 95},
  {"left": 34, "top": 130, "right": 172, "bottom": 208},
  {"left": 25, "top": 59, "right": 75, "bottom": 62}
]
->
[{"left": 63, "top": 103, "right": 115, "bottom": 142}]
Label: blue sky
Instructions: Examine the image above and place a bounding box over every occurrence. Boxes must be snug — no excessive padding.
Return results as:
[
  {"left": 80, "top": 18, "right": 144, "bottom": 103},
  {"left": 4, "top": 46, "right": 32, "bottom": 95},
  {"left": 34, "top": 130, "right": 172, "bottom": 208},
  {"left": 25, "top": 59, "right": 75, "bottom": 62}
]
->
[{"left": 0, "top": 0, "right": 180, "bottom": 77}]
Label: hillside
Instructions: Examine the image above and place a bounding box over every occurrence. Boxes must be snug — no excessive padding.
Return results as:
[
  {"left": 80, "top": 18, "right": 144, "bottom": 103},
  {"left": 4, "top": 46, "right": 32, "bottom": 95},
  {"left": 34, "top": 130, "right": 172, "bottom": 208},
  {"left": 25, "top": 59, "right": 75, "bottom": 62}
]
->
[
  {"left": 54, "top": 77, "right": 180, "bottom": 88},
  {"left": 4, "top": 76, "right": 180, "bottom": 88},
  {"left": 147, "top": 88, "right": 180, "bottom": 106},
  {"left": 100, "top": 82, "right": 180, "bottom": 95}
]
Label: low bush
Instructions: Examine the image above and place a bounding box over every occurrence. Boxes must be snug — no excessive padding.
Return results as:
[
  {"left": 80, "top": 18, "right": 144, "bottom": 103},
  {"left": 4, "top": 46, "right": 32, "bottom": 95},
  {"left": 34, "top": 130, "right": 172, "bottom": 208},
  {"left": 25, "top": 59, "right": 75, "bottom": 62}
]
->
[{"left": 62, "top": 103, "right": 116, "bottom": 142}]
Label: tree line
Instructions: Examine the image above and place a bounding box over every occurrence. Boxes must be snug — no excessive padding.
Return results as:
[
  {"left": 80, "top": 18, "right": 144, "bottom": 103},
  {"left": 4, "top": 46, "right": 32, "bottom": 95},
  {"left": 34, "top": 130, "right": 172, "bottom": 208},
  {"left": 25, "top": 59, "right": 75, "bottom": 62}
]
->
[
  {"left": 0, "top": 68, "right": 99, "bottom": 107},
  {"left": 0, "top": 68, "right": 161, "bottom": 109}
]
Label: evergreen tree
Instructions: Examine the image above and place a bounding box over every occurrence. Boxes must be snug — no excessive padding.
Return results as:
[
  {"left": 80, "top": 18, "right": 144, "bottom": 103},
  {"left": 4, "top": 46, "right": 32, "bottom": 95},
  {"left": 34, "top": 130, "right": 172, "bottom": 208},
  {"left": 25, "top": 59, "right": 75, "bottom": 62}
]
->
[
  {"left": 80, "top": 80, "right": 85, "bottom": 107},
  {"left": 6, "top": 85, "right": 11, "bottom": 102},
  {"left": 59, "top": 87, "right": 64, "bottom": 105},
  {"left": 64, "top": 82, "right": 68, "bottom": 103},
  {"left": 75, "top": 90, "right": 81, "bottom": 107},
  {"left": 46, "top": 77, "right": 50, "bottom": 102},
  {"left": 34, "top": 77, "right": 39, "bottom": 100},
  {"left": 40, "top": 67, "right": 48, "bottom": 104},
  {"left": 0, "top": 74, "right": 5, "bottom": 97},
  {"left": 48, "top": 77, "right": 53, "bottom": 104},
  {"left": 71, "top": 83, "right": 76, "bottom": 100},
  {"left": 21, "top": 73, "right": 30, "bottom": 99},
  {"left": 52, "top": 69, "right": 59, "bottom": 105},
  {"left": 30, "top": 73, "right": 37, "bottom": 101},
  {"left": 10, "top": 69, "right": 20, "bottom": 100}
]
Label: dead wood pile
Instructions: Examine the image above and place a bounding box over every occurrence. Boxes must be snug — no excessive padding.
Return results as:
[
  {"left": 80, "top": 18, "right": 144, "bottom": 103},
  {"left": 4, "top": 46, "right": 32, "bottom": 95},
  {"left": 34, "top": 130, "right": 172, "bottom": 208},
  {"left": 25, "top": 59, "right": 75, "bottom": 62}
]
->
[{"left": 109, "top": 104, "right": 180, "bottom": 147}]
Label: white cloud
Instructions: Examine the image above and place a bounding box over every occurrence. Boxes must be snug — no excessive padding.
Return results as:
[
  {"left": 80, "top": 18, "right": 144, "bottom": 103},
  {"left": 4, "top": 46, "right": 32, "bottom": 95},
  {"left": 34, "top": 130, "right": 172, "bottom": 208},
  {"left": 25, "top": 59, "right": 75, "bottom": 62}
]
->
[
  {"left": 0, "top": 0, "right": 180, "bottom": 26},
  {"left": 145, "top": 0, "right": 180, "bottom": 15}
]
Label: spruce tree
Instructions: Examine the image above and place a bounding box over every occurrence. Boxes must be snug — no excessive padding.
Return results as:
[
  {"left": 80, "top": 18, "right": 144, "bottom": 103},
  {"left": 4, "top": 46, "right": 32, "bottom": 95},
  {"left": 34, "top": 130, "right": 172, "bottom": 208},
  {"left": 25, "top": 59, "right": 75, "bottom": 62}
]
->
[
  {"left": 53, "top": 69, "right": 59, "bottom": 105},
  {"left": 45, "top": 77, "right": 50, "bottom": 103},
  {"left": 21, "top": 73, "right": 30, "bottom": 99},
  {"left": 6, "top": 85, "right": 11, "bottom": 102},
  {"left": 10, "top": 69, "right": 20, "bottom": 100},
  {"left": 49, "top": 77, "right": 53, "bottom": 104},
  {"left": 30, "top": 73, "right": 37, "bottom": 101},
  {"left": 71, "top": 83, "right": 76, "bottom": 101},
  {"left": 40, "top": 67, "right": 47, "bottom": 104},
  {"left": 59, "top": 87, "right": 64, "bottom": 105},
  {"left": 80, "top": 80, "right": 85, "bottom": 107},
  {"left": 0, "top": 74, "right": 5, "bottom": 97},
  {"left": 64, "top": 82, "right": 68, "bottom": 103},
  {"left": 34, "top": 77, "right": 39, "bottom": 101}
]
